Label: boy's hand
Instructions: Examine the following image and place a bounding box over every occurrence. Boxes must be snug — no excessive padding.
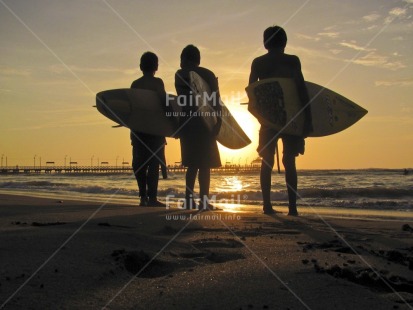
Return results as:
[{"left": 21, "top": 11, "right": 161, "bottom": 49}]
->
[{"left": 302, "top": 119, "right": 313, "bottom": 138}]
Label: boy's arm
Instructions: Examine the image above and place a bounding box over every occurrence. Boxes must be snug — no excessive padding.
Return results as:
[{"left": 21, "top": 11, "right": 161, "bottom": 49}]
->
[
  {"left": 174, "top": 70, "right": 190, "bottom": 97},
  {"left": 294, "top": 58, "right": 313, "bottom": 137},
  {"left": 157, "top": 79, "right": 169, "bottom": 112},
  {"left": 248, "top": 60, "right": 259, "bottom": 84}
]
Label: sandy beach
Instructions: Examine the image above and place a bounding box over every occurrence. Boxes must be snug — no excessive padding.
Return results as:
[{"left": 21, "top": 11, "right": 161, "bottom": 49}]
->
[{"left": 1, "top": 193, "right": 413, "bottom": 310}]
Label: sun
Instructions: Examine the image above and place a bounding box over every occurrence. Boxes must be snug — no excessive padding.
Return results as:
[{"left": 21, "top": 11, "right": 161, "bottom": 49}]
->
[{"left": 218, "top": 102, "right": 260, "bottom": 165}]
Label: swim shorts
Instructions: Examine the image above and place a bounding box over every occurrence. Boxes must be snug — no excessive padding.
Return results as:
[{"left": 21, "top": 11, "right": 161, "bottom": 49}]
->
[{"left": 257, "top": 126, "right": 305, "bottom": 158}]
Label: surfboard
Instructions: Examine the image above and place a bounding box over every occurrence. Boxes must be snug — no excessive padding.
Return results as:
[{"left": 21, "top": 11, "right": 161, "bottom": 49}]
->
[
  {"left": 96, "top": 84, "right": 251, "bottom": 149},
  {"left": 189, "top": 71, "right": 251, "bottom": 149},
  {"left": 245, "top": 78, "right": 368, "bottom": 137},
  {"left": 189, "top": 71, "right": 217, "bottom": 132},
  {"left": 96, "top": 89, "right": 180, "bottom": 137}
]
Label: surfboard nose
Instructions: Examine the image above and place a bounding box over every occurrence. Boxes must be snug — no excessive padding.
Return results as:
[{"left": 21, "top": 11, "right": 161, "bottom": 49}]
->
[
  {"left": 96, "top": 92, "right": 109, "bottom": 115},
  {"left": 360, "top": 106, "right": 368, "bottom": 117},
  {"left": 96, "top": 89, "right": 132, "bottom": 124}
]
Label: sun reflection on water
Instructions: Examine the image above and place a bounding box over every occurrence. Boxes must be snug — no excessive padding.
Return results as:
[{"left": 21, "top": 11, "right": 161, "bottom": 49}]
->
[
  {"left": 218, "top": 203, "right": 248, "bottom": 213},
  {"left": 215, "top": 176, "right": 247, "bottom": 192},
  {"left": 213, "top": 176, "right": 256, "bottom": 213}
]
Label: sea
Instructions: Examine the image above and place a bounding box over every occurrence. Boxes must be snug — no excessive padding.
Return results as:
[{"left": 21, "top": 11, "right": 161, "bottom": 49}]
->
[{"left": 0, "top": 169, "right": 412, "bottom": 216}]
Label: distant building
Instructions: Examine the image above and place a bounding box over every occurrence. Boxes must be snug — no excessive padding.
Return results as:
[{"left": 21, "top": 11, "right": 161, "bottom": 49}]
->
[{"left": 251, "top": 157, "right": 261, "bottom": 166}]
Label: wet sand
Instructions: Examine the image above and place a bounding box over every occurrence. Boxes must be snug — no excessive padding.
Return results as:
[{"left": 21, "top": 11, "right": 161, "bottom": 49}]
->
[{"left": 1, "top": 193, "right": 413, "bottom": 309}]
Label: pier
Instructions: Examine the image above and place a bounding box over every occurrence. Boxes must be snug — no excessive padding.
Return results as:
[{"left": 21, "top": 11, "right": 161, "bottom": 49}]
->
[{"left": 0, "top": 164, "right": 261, "bottom": 175}]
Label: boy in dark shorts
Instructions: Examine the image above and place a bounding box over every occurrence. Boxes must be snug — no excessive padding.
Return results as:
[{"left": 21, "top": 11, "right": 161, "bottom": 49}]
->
[
  {"left": 131, "top": 52, "right": 167, "bottom": 207},
  {"left": 248, "top": 26, "right": 312, "bottom": 215}
]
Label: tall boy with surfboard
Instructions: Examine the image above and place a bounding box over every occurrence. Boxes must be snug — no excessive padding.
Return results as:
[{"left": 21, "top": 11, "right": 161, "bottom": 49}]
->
[
  {"left": 175, "top": 45, "right": 222, "bottom": 210},
  {"left": 248, "top": 26, "right": 312, "bottom": 216}
]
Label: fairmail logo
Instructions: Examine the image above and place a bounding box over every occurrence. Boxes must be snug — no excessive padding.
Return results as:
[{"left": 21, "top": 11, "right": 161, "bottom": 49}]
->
[{"left": 166, "top": 92, "right": 220, "bottom": 107}]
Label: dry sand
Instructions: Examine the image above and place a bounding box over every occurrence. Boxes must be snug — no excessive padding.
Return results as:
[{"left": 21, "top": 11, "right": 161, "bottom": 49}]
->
[{"left": 0, "top": 193, "right": 413, "bottom": 310}]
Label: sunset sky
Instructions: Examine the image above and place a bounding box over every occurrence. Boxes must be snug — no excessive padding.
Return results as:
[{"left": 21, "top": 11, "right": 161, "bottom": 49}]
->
[{"left": 1, "top": 0, "right": 412, "bottom": 169}]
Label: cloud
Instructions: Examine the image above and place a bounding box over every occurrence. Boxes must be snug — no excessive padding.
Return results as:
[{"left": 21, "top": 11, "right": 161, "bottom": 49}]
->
[
  {"left": 296, "top": 31, "right": 340, "bottom": 44},
  {"left": 329, "top": 49, "right": 342, "bottom": 55},
  {"left": 352, "top": 52, "right": 406, "bottom": 70},
  {"left": 385, "top": 7, "right": 408, "bottom": 24},
  {"left": 0, "top": 67, "right": 31, "bottom": 77},
  {"left": 318, "top": 32, "right": 340, "bottom": 39},
  {"left": 365, "top": 25, "right": 379, "bottom": 31},
  {"left": 363, "top": 13, "right": 381, "bottom": 22},
  {"left": 361, "top": 6, "right": 410, "bottom": 27},
  {"left": 389, "top": 7, "right": 407, "bottom": 17},
  {"left": 196, "top": 45, "right": 225, "bottom": 56},
  {"left": 338, "top": 42, "right": 405, "bottom": 70},
  {"left": 295, "top": 33, "right": 320, "bottom": 42},
  {"left": 289, "top": 45, "right": 343, "bottom": 65},
  {"left": 339, "top": 41, "right": 373, "bottom": 52},
  {"left": 375, "top": 78, "right": 413, "bottom": 87},
  {"left": 48, "top": 65, "right": 136, "bottom": 76}
]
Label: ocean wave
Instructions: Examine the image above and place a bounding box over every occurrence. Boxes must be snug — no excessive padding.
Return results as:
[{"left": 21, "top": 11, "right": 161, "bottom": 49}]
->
[
  {"left": 1, "top": 181, "right": 411, "bottom": 199},
  {"left": 299, "top": 187, "right": 413, "bottom": 199},
  {"left": 0, "top": 180, "right": 70, "bottom": 188},
  {"left": 0, "top": 181, "right": 136, "bottom": 196},
  {"left": 327, "top": 199, "right": 412, "bottom": 211},
  {"left": 1, "top": 180, "right": 412, "bottom": 211}
]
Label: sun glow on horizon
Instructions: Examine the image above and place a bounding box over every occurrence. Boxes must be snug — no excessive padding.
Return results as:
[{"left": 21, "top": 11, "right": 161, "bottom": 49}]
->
[{"left": 216, "top": 95, "right": 260, "bottom": 165}]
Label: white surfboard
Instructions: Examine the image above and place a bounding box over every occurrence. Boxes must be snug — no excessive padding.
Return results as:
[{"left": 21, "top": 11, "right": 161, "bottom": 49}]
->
[
  {"left": 96, "top": 89, "right": 180, "bottom": 137},
  {"left": 189, "top": 71, "right": 217, "bottom": 132},
  {"left": 246, "top": 78, "right": 368, "bottom": 137},
  {"left": 189, "top": 71, "right": 251, "bottom": 149}
]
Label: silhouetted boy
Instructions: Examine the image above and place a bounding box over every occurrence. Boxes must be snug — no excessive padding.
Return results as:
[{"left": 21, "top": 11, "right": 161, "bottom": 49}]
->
[
  {"left": 249, "top": 26, "right": 312, "bottom": 215},
  {"left": 131, "top": 52, "right": 167, "bottom": 207},
  {"left": 175, "top": 45, "right": 222, "bottom": 210}
]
